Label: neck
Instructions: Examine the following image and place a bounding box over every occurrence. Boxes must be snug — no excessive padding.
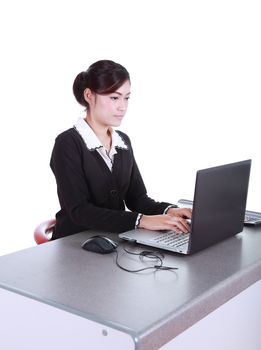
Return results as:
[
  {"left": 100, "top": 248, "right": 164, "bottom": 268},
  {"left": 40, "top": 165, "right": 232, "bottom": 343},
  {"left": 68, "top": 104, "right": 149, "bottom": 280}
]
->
[{"left": 85, "top": 116, "right": 112, "bottom": 150}]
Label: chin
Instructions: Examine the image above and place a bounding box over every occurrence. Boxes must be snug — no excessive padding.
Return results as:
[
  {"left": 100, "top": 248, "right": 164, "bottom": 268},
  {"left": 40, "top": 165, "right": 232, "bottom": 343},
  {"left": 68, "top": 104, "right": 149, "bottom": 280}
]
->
[{"left": 111, "top": 119, "right": 123, "bottom": 127}]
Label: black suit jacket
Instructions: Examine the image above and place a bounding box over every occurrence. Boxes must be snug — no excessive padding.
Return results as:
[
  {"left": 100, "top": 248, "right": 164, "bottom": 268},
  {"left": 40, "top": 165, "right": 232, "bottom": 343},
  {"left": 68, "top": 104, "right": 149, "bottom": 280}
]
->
[{"left": 50, "top": 128, "right": 173, "bottom": 239}]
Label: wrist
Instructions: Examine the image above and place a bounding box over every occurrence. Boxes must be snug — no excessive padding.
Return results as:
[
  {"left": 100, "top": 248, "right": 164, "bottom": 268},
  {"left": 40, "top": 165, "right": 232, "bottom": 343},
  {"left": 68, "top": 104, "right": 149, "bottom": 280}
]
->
[
  {"left": 164, "top": 205, "right": 178, "bottom": 215},
  {"left": 138, "top": 214, "right": 148, "bottom": 229},
  {"left": 135, "top": 213, "right": 144, "bottom": 229}
]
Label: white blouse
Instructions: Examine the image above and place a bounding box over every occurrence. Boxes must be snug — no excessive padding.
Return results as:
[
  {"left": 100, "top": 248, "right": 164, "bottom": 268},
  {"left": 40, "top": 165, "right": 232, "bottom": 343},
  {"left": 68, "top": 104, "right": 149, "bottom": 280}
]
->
[{"left": 74, "top": 118, "right": 128, "bottom": 172}]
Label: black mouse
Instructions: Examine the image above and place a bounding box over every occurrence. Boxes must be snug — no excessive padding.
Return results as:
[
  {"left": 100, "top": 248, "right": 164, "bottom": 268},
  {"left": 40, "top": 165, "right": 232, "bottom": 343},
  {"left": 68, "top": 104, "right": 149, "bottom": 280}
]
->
[{"left": 81, "top": 235, "right": 118, "bottom": 254}]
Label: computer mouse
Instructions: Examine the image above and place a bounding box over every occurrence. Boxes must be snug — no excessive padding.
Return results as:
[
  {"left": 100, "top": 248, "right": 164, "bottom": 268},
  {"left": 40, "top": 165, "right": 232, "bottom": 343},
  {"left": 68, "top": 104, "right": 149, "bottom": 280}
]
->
[{"left": 81, "top": 235, "right": 118, "bottom": 254}]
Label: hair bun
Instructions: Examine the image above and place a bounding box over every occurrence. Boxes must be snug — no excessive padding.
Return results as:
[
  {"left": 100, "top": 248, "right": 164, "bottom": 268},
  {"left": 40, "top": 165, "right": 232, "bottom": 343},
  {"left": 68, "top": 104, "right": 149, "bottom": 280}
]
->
[{"left": 72, "top": 71, "right": 89, "bottom": 107}]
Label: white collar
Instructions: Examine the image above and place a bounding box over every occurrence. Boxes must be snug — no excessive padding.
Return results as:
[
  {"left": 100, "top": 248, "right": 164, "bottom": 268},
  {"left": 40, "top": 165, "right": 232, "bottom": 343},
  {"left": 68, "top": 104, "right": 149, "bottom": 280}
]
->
[{"left": 74, "top": 118, "right": 128, "bottom": 151}]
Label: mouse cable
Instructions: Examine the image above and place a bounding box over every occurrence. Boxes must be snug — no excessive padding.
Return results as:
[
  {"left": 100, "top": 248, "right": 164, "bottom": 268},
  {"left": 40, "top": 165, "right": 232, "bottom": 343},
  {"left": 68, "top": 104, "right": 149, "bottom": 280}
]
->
[{"left": 114, "top": 246, "right": 178, "bottom": 273}]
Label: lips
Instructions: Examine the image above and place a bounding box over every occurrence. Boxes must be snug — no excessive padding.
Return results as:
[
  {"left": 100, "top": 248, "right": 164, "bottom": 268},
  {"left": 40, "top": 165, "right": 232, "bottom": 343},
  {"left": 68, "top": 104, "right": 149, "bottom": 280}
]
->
[{"left": 114, "top": 115, "right": 124, "bottom": 121}]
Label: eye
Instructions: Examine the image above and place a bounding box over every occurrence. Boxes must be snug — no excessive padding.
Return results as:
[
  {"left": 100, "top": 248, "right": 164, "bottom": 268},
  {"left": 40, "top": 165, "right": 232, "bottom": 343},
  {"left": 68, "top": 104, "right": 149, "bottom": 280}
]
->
[
  {"left": 110, "top": 96, "right": 119, "bottom": 101},
  {"left": 125, "top": 96, "right": 130, "bottom": 101}
]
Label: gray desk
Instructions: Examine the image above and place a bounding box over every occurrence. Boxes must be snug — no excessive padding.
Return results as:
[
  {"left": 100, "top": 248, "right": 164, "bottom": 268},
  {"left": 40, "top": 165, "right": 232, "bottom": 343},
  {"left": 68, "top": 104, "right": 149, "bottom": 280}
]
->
[{"left": 0, "top": 227, "right": 261, "bottom": 349}]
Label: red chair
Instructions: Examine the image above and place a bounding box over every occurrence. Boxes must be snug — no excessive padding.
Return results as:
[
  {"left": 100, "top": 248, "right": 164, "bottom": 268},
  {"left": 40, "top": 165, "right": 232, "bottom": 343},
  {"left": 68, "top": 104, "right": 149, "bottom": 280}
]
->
[{"left": 34, "top": 219, "right": 56, "bottom": 244}]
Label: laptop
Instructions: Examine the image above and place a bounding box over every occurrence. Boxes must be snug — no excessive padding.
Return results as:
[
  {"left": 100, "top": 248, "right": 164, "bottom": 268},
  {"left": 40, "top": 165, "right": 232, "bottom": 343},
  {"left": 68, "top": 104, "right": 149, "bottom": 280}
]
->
[{"left": 119, "top": 160, "right": 251, "bottom": 255}]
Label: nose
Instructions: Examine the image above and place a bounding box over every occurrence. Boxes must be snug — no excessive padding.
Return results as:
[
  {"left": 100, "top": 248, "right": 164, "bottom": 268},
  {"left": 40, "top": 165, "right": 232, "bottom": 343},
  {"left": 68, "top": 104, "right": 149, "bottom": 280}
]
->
[{"left": 117, "top": 98, "right": 127, "bottom": 111}]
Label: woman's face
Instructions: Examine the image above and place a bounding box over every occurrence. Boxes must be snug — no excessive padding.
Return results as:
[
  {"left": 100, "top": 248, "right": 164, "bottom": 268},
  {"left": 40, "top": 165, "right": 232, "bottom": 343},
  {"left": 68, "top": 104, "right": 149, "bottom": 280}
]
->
[{"left": 88, "top": 80, "right": 131, "bottom": 128}]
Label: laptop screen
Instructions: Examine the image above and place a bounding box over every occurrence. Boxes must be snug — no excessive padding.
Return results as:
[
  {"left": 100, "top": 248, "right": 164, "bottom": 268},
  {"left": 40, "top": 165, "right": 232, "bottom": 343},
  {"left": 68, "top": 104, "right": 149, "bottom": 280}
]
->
[{"left": 189, "top": 159, "right": 251, "bottom": 253}]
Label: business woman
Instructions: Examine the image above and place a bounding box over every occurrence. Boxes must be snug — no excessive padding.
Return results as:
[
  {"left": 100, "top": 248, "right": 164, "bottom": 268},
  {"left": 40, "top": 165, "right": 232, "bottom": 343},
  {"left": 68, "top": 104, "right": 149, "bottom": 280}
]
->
[{"left": 50, "top": 60, "right": 191, "bottom": 239}]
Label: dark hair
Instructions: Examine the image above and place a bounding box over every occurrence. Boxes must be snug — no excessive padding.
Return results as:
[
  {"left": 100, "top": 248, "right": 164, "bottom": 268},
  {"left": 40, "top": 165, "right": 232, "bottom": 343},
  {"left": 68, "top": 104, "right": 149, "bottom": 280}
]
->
[{"left": 73, "top": 60, "right": 130, "bottom": 108}]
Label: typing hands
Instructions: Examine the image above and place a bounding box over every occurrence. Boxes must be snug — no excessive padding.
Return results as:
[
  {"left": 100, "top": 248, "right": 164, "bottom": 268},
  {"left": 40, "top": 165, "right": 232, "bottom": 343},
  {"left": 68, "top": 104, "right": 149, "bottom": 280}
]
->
[
  {"left": 166, "top": 207, "right": 192, "bottom": 233},
  {"left": 139, "top": 207, "right": 192, "bottom": 233}
]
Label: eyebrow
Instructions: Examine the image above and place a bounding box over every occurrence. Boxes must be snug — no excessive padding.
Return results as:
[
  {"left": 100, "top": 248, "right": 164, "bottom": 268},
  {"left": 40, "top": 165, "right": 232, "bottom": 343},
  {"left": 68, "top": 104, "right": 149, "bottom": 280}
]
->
[{"left": 112, "top": 91, "right": 131, "bottom": 96}]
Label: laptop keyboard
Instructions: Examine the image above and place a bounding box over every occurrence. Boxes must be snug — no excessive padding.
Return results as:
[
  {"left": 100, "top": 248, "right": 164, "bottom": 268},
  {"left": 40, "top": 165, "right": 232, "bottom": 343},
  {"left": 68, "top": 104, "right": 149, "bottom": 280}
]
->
[
  {"left": 178, "top": 199, "right": 261, "bottom": 225},
  {"left": 153, "top": 232, "right": 189, "bottom": 248},
  {"left": 244, "top": 213, "right": 261, "bottom": 224}
]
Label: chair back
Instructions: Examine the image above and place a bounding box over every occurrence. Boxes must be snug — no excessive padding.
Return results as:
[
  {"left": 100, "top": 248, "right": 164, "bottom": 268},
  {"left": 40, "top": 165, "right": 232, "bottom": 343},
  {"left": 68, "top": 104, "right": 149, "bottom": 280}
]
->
[{"left": 34, "top": 219, "right": 56, "bottom": 244}]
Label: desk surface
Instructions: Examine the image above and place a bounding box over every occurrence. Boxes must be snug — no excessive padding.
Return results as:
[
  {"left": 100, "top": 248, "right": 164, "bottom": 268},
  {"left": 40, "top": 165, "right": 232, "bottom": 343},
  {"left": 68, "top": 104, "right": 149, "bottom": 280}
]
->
[{"left": 0, "top": 227, "right": 261, "bottom": 349}]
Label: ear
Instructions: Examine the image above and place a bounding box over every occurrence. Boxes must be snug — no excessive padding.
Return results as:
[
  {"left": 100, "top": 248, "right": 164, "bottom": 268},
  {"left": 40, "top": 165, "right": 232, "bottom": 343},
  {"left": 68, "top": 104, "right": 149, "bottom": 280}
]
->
[{"left": 83, "top": 88, "right": 94, "bottom": 106}]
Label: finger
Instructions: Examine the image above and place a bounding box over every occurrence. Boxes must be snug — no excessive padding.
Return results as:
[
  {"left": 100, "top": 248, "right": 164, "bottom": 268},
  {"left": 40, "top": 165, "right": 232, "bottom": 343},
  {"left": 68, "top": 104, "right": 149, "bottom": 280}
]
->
[
  {"left": 180, "top": 208, "right": 192, "bottom": 219},
  {"left": 176, "top": 218, "right": 190, "bottom": 233},
  {"left": 167, "top": 218, "right": 190, "bottom": 233}
]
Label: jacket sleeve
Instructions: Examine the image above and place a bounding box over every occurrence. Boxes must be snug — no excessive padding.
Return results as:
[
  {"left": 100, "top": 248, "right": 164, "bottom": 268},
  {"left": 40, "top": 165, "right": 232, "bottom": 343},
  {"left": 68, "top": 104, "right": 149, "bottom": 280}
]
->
[
  {"left": 123, "top": 136, "right": 177, "bottom": 215},
  {"left": 50, "top": 132, "right": 139, "bottom": 233}
]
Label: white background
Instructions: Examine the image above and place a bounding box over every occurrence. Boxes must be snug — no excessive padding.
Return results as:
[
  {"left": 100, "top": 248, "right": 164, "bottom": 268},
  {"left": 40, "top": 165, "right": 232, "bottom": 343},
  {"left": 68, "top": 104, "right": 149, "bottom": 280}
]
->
[{"left": 0, "top": 0, "right": 260, "bottom": 255}]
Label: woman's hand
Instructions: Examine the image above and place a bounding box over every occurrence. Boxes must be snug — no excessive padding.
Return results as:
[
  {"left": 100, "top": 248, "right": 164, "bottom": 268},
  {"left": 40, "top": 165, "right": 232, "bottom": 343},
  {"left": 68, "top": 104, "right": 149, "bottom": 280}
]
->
[
  {"left": 167, "top": 207, "right": 192, "bottom": 220},
  {"left": 139, "top": 213, "right": 191, "bottom": 233}
]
